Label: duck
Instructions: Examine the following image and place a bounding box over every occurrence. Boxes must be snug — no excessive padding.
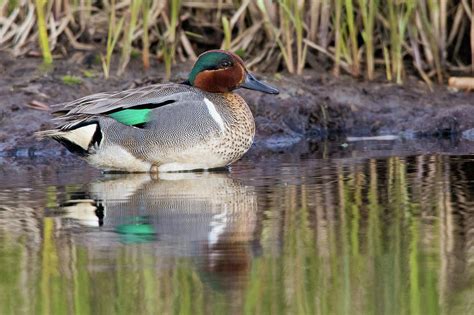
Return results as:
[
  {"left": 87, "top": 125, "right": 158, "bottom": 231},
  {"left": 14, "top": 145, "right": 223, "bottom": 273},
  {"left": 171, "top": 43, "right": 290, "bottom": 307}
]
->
[{"left": 38, "top": 50, "right": 279, "bottom": 172}]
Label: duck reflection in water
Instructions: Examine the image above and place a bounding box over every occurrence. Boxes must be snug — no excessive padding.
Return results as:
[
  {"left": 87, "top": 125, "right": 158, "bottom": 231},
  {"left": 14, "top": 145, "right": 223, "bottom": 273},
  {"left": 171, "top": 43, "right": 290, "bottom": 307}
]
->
[{"left": 60, "top": 172, "right": 258, "bottom": 293}]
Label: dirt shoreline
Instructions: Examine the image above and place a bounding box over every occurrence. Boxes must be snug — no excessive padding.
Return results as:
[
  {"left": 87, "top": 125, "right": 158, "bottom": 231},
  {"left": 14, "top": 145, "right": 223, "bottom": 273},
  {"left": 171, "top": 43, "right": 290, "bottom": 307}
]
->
[{"left": 2, "top": 52, "right": 474, "bottom": 160}]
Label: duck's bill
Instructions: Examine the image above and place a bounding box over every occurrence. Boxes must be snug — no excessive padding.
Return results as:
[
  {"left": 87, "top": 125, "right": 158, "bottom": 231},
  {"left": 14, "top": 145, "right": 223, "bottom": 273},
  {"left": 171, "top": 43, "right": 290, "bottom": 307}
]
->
[{"left": 241, "top": 73, "right": 279, "bottom": 94}]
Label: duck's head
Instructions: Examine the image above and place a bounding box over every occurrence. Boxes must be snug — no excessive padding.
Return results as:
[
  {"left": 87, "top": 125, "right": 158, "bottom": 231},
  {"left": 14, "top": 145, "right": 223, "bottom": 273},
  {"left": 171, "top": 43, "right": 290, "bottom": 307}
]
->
[{"left": 187, "top": 50, "right": 279, "bottom": 94}]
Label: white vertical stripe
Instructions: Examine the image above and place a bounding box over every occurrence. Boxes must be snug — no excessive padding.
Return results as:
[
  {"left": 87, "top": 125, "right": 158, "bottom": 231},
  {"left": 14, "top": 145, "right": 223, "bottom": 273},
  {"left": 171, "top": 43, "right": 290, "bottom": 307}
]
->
[
  {"left": 204, "top": 98, "right": 225, "bottom": 131},
  {"left": 208, "top": 208, "right": 228, "bottom": 246}
]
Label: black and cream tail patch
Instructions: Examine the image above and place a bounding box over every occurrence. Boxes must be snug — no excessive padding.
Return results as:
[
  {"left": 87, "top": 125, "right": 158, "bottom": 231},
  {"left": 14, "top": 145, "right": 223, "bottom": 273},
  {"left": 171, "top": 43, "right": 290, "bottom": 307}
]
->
[{"left": 38, "top": 122, "right": 102, "bottom": 156}]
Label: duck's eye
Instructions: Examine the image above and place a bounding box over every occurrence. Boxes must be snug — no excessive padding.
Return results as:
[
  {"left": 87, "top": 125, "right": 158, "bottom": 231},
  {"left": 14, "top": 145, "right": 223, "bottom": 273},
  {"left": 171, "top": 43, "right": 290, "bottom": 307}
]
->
[{"left": 221, "top": 61, "right": 232, "bottom": 68}]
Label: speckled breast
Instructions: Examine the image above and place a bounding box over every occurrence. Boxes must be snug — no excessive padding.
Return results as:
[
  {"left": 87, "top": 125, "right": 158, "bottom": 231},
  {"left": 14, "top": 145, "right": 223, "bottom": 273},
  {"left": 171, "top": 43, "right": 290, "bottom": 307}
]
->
[{"left": 207, "top": 92, "right": 256, "bottom": 164}]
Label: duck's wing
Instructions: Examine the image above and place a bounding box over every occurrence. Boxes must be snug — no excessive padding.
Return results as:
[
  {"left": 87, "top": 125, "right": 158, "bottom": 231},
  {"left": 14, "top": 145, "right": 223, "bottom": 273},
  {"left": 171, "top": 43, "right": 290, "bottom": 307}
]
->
[{"left": 52, "top": 83, "right": 200, "bottom": 127}]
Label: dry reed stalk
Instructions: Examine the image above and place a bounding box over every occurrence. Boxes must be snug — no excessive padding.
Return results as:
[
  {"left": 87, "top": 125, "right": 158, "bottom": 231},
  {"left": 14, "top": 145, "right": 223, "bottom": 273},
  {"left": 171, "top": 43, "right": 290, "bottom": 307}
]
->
[
  {"left": 181, "top": 1, "right": 232, "bottom": 10},
  {"left": 64, "top": 26, "right": 94, "bottom": 50},
  {"left": 13, "top": 4, "right": 36, "bottom": 55},
  {"left": 179, "top": 32, "right": 196, "bottom": 60},
  {"left": 229, "top": 22, "right": 261, "bottom": 53},
  {"left": 333, "top": 0, "right": 342, "bottom": 76},
  {"left": 305, "top": 38, "right": 351, "bottom": 73},
  {"left": 408, "top": 26, "right": 433, "bottom": 89},
  {"left": 447, "top": 4, "right": 464, "bottom": 46},
  {"left": 318, "top": 0, "right": 330, "bottom": 50},
  {"left": 141, "top": 0, "right": 151, "bottom": 70},
  {"left": 254, "top": 1, "right": 275, "bottom": 47},
  {"left": 230, "top": 0, "right": 250, "bottom": 28},
  {"left": 308, "top": 0, "right": 320, "bottom": 42},
  {"left": 382, "top": 43, "right": 391, "bottom": 81},
  {"left": 439, "top": 0, "right": 447, "bottom": 64},
  {"left": 471, "top": 0, "right": 474, "bottom": 72},
  {"left": 452, "top": 8, "right": 467, "bottom": 61}
]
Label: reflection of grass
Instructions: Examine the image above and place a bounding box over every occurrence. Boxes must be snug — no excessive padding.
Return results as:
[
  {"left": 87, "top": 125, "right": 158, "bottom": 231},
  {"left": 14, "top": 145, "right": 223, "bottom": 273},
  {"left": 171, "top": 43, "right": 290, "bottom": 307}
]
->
[
  {"left": 73, "top": 248, "right": 90, "bottom": 315},
  {"left": 40, "top": 218, "right": 68, "bottom": 314},
  {"left": 0, "top": 156, "right": 471, "bottom": 314},
  {"left": 243, "top": 158, "right": 444, "bottom": 314},
  {"left": 0, "top": 236, "right": 25, "bottom": 312}
]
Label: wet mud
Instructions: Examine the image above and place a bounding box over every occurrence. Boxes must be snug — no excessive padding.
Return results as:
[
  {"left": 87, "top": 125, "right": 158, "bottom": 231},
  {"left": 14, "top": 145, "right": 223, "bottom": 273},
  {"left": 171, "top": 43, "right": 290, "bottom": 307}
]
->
[{"left": 2, "top": 52, "right": 474, "bottom": 161}]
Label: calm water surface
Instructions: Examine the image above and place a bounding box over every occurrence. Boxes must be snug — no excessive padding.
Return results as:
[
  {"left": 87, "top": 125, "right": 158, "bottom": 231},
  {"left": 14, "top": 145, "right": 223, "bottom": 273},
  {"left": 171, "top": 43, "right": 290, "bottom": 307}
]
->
[{"left": 1, "top": 150, "right": 474, "bottom": 314}]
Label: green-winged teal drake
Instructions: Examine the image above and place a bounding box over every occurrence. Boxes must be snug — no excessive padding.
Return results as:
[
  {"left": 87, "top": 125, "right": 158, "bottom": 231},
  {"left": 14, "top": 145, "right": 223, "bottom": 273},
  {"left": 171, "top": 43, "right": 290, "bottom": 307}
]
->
[{"left": 38, "top": 50, "right": 279, "bottom": 172}]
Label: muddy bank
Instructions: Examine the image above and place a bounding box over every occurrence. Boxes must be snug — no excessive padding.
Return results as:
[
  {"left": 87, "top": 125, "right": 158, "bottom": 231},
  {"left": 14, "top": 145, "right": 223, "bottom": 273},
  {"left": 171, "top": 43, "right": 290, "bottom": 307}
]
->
[{"left": 1, "top": 52, "right": 474, "bottom": 159}]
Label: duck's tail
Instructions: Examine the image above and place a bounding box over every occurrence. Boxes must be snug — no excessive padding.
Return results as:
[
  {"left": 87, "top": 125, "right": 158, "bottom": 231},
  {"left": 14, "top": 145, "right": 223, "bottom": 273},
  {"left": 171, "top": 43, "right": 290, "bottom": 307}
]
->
[{"left": 35, "top": 121, "right": 102, "bottom": 156}]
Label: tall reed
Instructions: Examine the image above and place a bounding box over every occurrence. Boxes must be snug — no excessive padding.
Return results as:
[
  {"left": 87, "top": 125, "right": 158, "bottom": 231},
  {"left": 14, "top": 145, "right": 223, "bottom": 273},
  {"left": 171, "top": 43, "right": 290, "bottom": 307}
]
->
[
  {"left": 358, "top": 0, "right": 377, "bottom": 80},
  {"left": 333, "top": 0, "right": 343, "bottom": 76},
  {"left": 101, "top": 0, "right": 123, "bottom": 79},
  {"left": 162, "top": 0, "right": 181, "bottom": 80},
  {"left": 221, "top": 15, "right": 231, "bottom": 50},
  {"left": 142, "top": 0, "right": 151, "bottom": 70},
  {"left": 345, "top": 0, "right": 359, "bottom": 76},
  {"left": 387, "top": 0, "right": 416, "bottom": 84},
  {"left": 34, "top": 0, "right": 52, "bottom": 64},
  {"left": 118, "top": 0, "right": 141, "bottom": 75}
]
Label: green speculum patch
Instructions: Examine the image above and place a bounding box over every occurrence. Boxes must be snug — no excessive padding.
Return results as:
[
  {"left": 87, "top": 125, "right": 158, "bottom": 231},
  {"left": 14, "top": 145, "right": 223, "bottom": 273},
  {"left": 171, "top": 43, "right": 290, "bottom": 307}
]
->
[{"left": 108, "top": 109, "right": 151, "bottom": 127}]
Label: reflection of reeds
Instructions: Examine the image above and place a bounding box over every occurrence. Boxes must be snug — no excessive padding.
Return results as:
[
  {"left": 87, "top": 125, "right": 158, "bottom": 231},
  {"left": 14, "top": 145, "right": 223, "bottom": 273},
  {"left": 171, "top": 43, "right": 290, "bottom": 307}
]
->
[
  {"left": 244, "top": 157, "right": 459, "bottom": 314},
  {"left": 1, "top": 1, "right": 473, "bottom": 82},
  {"left": 4, "top": 156, "right": 474, "bottom": 313}
]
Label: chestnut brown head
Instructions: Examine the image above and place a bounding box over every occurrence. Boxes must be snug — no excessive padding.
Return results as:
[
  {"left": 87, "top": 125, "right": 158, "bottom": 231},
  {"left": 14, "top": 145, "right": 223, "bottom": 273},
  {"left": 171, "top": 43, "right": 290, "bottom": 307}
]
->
[{"left": 188, "top": 50, "right": 279, "bottom": 94}]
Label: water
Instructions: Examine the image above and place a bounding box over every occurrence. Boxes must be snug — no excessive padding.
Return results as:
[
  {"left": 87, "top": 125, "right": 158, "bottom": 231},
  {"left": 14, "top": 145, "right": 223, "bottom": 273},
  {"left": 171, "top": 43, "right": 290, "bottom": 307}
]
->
[{"left": 1, "top": 148, "right": 474, "bottom": 315}]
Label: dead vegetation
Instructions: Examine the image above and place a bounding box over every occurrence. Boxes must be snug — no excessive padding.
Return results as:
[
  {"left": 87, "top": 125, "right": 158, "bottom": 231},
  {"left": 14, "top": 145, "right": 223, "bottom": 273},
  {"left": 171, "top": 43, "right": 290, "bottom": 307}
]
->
[{"left": 0, "top": 0, "right": 473, "bottom": 85}]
